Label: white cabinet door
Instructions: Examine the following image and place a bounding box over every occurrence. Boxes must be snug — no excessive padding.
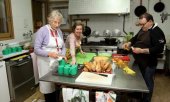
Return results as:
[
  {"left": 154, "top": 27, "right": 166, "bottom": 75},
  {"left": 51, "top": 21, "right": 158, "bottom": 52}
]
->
[
  {"left": 69, "top": 0, "right": 130, "bottom": 14},
  {"left": 0, "top": 61, "right": 10, "bottom": 102}
]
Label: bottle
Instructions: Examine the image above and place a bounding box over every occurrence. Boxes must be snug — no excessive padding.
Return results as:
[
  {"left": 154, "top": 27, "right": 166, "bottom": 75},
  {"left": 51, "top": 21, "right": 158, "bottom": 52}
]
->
[{"left": 0, "top": 43, "right": 3, "bottom": 57}]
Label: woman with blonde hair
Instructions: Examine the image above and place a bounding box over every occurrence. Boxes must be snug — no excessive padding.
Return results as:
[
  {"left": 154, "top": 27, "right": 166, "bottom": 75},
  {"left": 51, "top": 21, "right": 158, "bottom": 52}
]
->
[
  {"left": 34, "top": 10, "right": 66, "bottom": 102},
  {"left": 65, "top": 21, "right": 85, "bottom": 65}
]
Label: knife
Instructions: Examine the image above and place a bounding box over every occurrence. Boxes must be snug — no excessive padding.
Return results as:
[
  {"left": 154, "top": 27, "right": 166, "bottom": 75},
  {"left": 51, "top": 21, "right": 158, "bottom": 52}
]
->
[{"left": 98, "top": 73, "right": 108, "bottom": 77}]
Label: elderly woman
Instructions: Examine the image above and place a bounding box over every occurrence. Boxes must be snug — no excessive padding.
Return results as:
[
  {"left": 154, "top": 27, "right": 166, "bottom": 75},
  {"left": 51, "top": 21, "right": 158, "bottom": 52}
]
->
[
  {"left": 65, "top": 21, "right": 85, "bottom": 65},
  {"left": 34, "top": 10, "right": 65, "bottom": 102}
]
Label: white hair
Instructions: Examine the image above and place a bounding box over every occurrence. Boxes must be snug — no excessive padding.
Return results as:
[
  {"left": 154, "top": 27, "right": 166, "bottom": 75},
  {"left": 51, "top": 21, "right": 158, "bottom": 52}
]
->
[{"left": 47, "top": 10, "right": 63, "bottom": 24}]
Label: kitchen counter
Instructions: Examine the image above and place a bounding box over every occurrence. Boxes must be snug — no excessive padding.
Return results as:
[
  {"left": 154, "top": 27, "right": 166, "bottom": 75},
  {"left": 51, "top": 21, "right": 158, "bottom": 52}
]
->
[
  {"left": 0, "top": 50, "right": 29, "bottom": 60},
  {"left": 39, "top": 55, "right": 149, "bottom": 93}
]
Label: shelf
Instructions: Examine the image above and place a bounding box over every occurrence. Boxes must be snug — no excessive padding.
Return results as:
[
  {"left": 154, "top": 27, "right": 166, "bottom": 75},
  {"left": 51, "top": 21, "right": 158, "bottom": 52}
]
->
[
  {"left": 48, "top": 0, "right": 68, "bottom": 4},
  {"left": 61, "top": 28, "right": 72, "bottom": 32},
  {"left": 73, "top": 18, "right": 90, "bottom": 21},
  {"left": 0, "top": 50, "right": 29, "bottom": 60},
  {"left": 89, "top": 35, "right": 125, "bottom": 37}
]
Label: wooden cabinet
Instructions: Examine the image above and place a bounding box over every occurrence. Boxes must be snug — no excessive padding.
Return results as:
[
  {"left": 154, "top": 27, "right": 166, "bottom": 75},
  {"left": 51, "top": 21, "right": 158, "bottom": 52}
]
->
[
  {"left": 0, "top": 0, "right": 14, "bottom": 40},
  {"left": 46, "top": 0, "right": 72, "bottom": 32},
  {"left": 32, "top": 0, "right": 72, "bottom": 33}
]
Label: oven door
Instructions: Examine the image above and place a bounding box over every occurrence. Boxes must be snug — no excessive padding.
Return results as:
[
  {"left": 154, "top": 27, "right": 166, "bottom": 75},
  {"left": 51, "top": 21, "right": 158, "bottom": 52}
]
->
[
  {"left": 10, "top": 59, "right": 34, "bottom": 87},
  {"left": 6, "top": 56, "right": 35, "bottom": 102}
]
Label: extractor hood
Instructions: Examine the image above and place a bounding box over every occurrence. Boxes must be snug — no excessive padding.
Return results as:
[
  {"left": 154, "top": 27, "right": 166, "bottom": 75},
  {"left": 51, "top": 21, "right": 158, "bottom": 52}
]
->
[{"left": 68, "top": 0, "right": 130, "bottom": 15}]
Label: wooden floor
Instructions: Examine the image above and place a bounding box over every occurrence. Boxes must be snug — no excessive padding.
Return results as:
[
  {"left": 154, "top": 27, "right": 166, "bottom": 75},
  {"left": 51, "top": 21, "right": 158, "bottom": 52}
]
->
[
  {"left": 24, "top": 88, "right": 44, "bottom": 102},
  {"left": 24, "top": 72, "right": 170, "bottom": 102},
  {"left": 152, "top": 72, "right": 170, "bottom": 102}
]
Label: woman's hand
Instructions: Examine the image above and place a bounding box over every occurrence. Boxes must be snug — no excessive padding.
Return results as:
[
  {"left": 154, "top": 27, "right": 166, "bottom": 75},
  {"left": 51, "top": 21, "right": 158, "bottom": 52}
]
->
[
  {"left": 58, "top": 55, "right": 68, "bottom": 62},
  {"left": 80, "top": 50, "right": 85, "bottom": 54},
  {"left": 48, "top": 52, "right": 58, "bottom": 58},
  {"left": 63, "top": 56, "right": 68, "bottom": 62},
  {"left": 71, "top": 57, "right": 76, "bottom": 65}
]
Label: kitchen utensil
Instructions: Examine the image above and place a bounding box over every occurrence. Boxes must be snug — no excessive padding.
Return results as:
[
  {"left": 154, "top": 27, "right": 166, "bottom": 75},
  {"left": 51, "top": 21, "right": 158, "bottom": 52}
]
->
[
  {"left": 112, "top": 29, "right": 121, "bottom": 37},
  {"left": 104, "top": 38, "right": 117, "bottom": 45},
  {"left": 92, "top": 31, "right": 99, "bottom": 37},
  {"left": 154, "top": 0, "right": 165, "bottom": 12},
  {"left": 103, "top": 29, "right": 111, "bottom": 37},
  {"left": 134, "top": 0, "right": 147, "bottom": 17},
  {"left": 83, "top": 20, "right": 91, "bottom": 37}
]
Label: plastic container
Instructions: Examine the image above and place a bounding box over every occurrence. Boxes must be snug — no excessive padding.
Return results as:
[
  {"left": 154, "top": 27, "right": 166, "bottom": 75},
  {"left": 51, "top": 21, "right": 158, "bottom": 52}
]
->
[
  {"left": 70, "top": 64, "right": 78, "bottom": 75},
  {"left": 59, "top": 59, "right": 66, "bottom": 66},
  {"left": 63, "top": 65, "right": 70, "bottom": 76},
  {"left": 58, "top": 65, "right": 64, "bottom": 75}
]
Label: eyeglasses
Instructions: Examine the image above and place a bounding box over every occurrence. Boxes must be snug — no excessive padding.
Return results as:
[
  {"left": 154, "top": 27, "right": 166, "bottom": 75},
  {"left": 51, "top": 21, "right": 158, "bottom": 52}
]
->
[
  {"left": 137, "top": 21, "right": 149, "bottom": 27},
  {"left": 142, "top": 21, "right": 149, "bottom": 26}
]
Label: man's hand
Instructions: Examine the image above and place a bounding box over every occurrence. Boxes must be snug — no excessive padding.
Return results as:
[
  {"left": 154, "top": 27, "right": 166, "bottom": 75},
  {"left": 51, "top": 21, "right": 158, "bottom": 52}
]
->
[
  {"left": 132, "top": 47, "right": 143, "bottom": 54},
  {"left": 132, "top": 47, "right": 149, "bottom": 54},
  {"left": 122, "top": 42, "right": 131, "bottom": 50}
]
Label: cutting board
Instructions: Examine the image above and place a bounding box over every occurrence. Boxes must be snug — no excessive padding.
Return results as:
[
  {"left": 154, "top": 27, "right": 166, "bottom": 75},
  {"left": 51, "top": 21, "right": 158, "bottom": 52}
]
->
[
  {"left": 68, "top": 52, "right": 96, "bottom": 64},
  {"left": 75, "top": 72, "right": 114, "bottom": 85}
]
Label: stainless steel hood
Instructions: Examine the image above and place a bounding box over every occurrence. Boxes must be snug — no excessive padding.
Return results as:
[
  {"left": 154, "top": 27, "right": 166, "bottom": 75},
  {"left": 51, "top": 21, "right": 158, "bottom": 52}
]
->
[{"left": 68, "top": 0, "right": 130, "bottom": 15}]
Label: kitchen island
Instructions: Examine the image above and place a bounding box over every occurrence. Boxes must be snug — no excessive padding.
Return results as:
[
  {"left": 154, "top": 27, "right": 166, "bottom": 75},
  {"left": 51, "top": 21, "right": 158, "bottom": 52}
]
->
[
  {"left": 40, "top": 64, "right": 148, "bottom": 93},
  {"left": 39, "top": 55, "right": 149, "bottom": 101}
]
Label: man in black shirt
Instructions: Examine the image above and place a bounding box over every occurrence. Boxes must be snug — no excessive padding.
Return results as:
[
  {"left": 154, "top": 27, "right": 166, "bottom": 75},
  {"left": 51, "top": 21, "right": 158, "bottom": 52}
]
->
[{"left": 122, "top": 13, "right": 166, "bottom": 102}]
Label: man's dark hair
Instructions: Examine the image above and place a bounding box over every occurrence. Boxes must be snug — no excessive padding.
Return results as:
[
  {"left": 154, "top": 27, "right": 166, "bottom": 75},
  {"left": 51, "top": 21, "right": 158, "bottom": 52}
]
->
[{"left": 139, "top": 13, "right": 154, "bottom": 22}]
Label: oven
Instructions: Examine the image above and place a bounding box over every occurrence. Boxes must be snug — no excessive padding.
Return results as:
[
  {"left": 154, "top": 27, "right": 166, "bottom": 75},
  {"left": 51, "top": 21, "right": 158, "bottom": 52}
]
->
[
  {"left": 5, "top": 55, "right": 35, "bottom": 102},
  {"left": 81, "top": 41, "right": 118, "bottom": 53}
]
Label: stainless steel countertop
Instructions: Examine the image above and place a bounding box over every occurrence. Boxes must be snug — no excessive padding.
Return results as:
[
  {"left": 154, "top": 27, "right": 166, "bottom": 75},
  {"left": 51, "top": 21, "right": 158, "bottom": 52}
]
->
[
  {"left": 39, "top": 55, "right": 149, "bottom": 93},
  {"left": 82, "top": 45, "right": 117, "bottom": 49}
]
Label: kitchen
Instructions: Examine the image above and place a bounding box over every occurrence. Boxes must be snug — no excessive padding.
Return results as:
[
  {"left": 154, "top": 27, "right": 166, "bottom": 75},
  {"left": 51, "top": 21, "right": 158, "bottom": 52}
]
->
[{"left": 0, "top": 0, "right": 170, "bottom": 102}]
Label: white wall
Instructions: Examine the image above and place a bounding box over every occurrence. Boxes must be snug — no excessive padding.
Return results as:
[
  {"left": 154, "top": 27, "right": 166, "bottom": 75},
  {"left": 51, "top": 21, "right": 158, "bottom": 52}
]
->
[
  {"left": 0, "top": 0, "right": 33, "bottom": 45},
  {"left": 75, "top": 0, "right": 170, "bottom": 43},
  {"left": 1, "top": 0, "right": 170, "bottom": 45}
]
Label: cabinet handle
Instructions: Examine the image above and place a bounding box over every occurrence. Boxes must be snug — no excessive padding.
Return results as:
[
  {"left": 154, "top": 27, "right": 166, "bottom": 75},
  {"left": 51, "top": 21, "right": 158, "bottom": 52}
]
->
[{"left": 14, "top": 61, "right": 30, "bottom": 67}]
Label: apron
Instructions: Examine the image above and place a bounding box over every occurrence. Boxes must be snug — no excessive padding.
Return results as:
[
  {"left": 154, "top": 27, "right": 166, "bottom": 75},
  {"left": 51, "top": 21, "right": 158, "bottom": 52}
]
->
[
  {"left": 37, "top": 25, "right": 64, "bottom": 94},
  {"left": 66, "top": 40, "right": 81, "bottom": 60}
]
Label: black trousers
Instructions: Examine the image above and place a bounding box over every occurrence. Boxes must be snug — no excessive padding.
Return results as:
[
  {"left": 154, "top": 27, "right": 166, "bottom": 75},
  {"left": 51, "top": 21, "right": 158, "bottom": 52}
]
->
[{"left": 44, "top": 89, "right": 61, "bottom": 102}]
